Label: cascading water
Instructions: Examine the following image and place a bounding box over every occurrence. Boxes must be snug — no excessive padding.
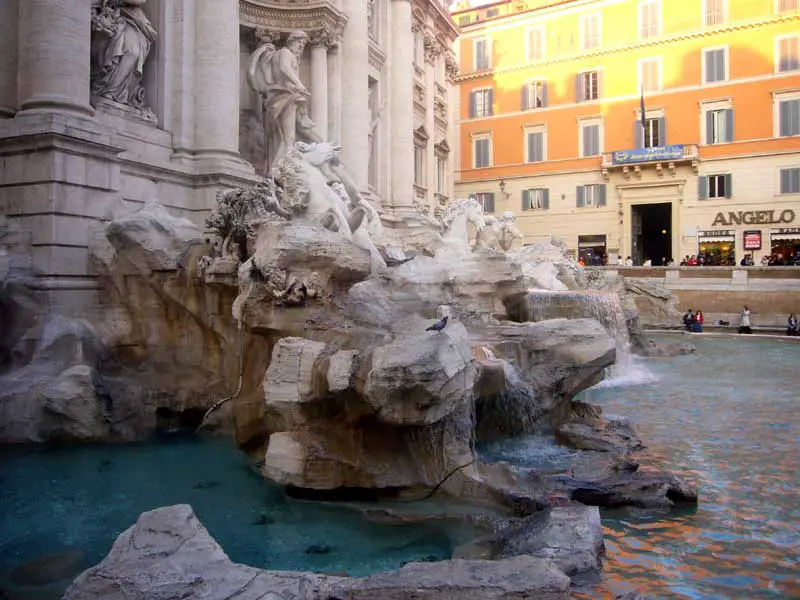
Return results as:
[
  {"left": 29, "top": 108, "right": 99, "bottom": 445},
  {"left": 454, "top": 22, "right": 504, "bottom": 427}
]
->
[{"left": 522, "top": 290, "right": 656, "bottom": 386}]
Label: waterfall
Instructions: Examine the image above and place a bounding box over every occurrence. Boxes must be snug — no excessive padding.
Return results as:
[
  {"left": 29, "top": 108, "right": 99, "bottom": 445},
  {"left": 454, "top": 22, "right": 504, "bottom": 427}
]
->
[
  {"left": 475, "top": 357, "right": 546, "bottom": 440},
  {"left": 523, "top": 290, "right": 656, "bottom": 386}
]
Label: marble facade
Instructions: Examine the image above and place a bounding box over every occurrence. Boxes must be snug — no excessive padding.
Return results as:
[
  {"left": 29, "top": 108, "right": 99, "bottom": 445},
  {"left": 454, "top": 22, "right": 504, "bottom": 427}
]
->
[{"left": 0, "top": 0, "right": 459, "bottom": 315}]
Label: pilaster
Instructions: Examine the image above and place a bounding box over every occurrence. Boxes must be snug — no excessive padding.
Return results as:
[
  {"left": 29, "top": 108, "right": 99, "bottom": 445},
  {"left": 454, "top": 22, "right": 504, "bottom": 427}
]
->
[
  {"left": 389, "top": 0, "right": 416, "bottom": 216},
  {"left": 340, "top": 0, "right": 370, "bottom": 190},
  {"left": 309, "top": 35, "right": 331, "bottom": 140}
]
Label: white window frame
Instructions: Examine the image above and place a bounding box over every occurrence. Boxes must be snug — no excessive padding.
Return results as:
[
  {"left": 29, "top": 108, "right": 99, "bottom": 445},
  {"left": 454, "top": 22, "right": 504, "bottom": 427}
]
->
[
  {"left": 776, "top": 0, "right": 798, "bottom": 13},
  {"left": 638, "top": 57, "right": 663, "bottom": 92},
  {"left": 578, "top": 116, "right": 604, "bottom": 158},
  {"left": 525, "top": 26, "right": 546, "bottom": 62},
  {"left": 523, "top": 188, "right": 547, "bottom": 210},
  {"left": 702, "top": 0, "right": 727, "bottom": 26},
  {"left": 702, "top": 46, "right": 730, "bottom": 84},
  {"left": 473, "top": 36, "right": 492, "bottom": 71},
  {"left": 638, "top": 0, "right": 661, "bottom": 40},
  {"left": 778, "top": 167, "right": 800, "bottom": 195},
  {"left": 580, "top": 12, "right": 602, "bottom": 51},
  {"left": 700, "top": 99, "right": 733, "bottom": 145},
  {"left": 523, "top": 124, "right": 548, "bottom": 163},
  {"left": 471, "top": 132, "right": 493, "bottom": 169},
  {"left": 583, "top": 184, "right": 601, "bottom": 206},
  {"left": 775, "top": 34, "right": 800, "bottom": 73},
  {"left": 707, "top": 173, "right": 729, "bottom": 198},
  {"left": 524, "top": 79, "right": 547, "bottom": 110},
  {"left": 471, "top": 86, "right": 493, "bottom": 118},
  {"left": 580, "top": 69, "right": 602, "bottom": 102},
  {"left": 773, "top": 90, "right": 800, "bottom": 138}
]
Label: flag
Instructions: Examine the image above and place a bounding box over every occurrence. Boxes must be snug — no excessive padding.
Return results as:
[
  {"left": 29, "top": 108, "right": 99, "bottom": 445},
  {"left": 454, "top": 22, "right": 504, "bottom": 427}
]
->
[{"left": 639, "top": 85, "right": 647, "bottom": 144}]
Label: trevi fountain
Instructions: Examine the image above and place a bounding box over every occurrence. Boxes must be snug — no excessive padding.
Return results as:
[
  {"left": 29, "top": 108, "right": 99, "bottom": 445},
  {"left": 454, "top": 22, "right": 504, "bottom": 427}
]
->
[{"left": 8, "top": 1, "right": 797, "bottom": 600}]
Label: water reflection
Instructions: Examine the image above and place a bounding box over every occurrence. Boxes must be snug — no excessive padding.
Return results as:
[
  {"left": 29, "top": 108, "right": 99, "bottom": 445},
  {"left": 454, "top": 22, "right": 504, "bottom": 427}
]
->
[{"left": 576, "top": 335, "right": 800, "bottom": 599}]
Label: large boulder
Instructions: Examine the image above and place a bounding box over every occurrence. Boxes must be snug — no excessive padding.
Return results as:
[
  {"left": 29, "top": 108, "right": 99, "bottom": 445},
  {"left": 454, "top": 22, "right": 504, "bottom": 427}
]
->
[
  {"left": 364, "top": 320, "right": 480, "bottom": 426},
  {"left": 63, "top": 505, "right": 572, "bottom": 600}
]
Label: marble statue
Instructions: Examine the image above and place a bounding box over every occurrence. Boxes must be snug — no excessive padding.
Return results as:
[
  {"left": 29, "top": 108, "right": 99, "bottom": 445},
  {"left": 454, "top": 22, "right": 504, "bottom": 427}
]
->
[
  {"left": 90, "top": 0, "right": 156, "bottom": 115},
  {"left": 475, "top": 211, "right": 525, "bottom": 252},
  {"left": 438, "top": 197, "right": 487, "bottom": 252},
  {"left": 248, "top": 30, "right": 323, "bottom": 175}
]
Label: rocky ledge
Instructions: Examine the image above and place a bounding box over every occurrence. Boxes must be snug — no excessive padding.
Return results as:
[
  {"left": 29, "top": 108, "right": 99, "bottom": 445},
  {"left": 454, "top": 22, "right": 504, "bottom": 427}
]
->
[{"left": 63, "top": 504, "right": 578, "bottom": 600}]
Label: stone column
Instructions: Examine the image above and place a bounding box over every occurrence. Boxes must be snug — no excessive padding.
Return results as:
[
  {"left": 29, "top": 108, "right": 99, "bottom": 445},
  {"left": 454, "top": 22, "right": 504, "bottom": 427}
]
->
[
  {"left": 424, "top": 39, "right": 437, "bottom": 212},
  {"left": 340, "top": 0, "right": 370, "bottom": 189},
  {"left": 192, "top": 0, "right": 242, "bottom": 161},
  {"left": 389, "top": 0, "right": 415, "bottom": 215},
  {"left": 17, "top": 0, "right": 94, "bottom": 117},
  {"left": 310, "top": 36, "right": 329, "bottom": 140},
  {"left": 328, "top": 46, "right": 343, "bottom": 144},
  {"left": 0, "top": 0, "right": 19, "bottom": 117}
]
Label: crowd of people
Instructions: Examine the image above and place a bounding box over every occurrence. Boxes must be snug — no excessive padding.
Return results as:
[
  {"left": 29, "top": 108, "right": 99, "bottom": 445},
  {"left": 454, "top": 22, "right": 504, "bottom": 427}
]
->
[{"left": 682, "top": 306, "right": 800, "bottom": 336}]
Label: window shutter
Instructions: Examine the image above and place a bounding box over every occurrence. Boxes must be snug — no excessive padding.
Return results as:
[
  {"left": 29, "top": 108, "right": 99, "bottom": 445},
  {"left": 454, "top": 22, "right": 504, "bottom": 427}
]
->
[
  {"left": 487, "top": 192, "right": 495, "bottom": 212},
  {"left": 521, "top": 84, "right": 529, "bottom": 110},
  {"left": 582, "top": 126, "right": 591, "bottom": 157},
  {"left": 634, "top": 119, "right": 643, "bottom": 148},
  {"left": 724, "top": 174, "right": 733, "bottom": 198},
  {"left": 575, "top": 74, "right": 583, "bottom": 102},
  {"left": 657, "top": 117, "right": 666, "bottom": 145},
  {"left": 716, "top": 50, "right": 726, "bottom": 81},
  {"left": 598, "top": 184, "right": 607, "bottom": 206},
  {"left": 487, "top": 88, "right": 494, "bottom": 116},
  {"left": 780, "top": 169, "right": 791, "bottom": 194},
  {"left": 698, "top": 176, "right": 708, "bottom": 200},
  {"left": 791, "top": 169, "right": 800, "bottom": 194},
  {"left": 705, "top": 110, "right": 715, "bottom": 144},
  {"left": 576, "top": 185, "right": 585, "bottom": 207},
  {"left": 705, "top": 50, "right": 715, "bottom": 82},
  {"left": 469, "top": 92, "right": 476, "bottom": 118},
  {"left": 527, "top": 132, "right": 535, "bottom": 162},
  {"left": 725, "top": 109, "right": 734, "bottom": 143},
  {"left": 541, "top": 82, "right": 549, "bottom": 107},
  {"left": 534, "top": 132, "right": 544, "bottom": 161},
  {"left": 522, "top": 189, "right": 530, "bottom": 210},
  {"left": 542, "top": 188, "right": 550, "bottom": 209}
]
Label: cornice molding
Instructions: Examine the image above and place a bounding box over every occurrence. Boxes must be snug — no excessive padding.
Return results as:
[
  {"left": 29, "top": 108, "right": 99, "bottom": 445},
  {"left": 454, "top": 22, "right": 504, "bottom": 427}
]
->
[
  {"left": 455, "top": 13, "right": 800, "bottom": 82},
  {"left": 240, "top": 0, "right": 348, "bottom": 45}
]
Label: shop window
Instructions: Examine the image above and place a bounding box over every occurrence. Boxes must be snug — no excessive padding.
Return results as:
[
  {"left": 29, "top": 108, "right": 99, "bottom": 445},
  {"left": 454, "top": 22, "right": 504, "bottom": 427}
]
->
[
  {"left": 522, "top": 188, "right": 549, "bottom": 210},
  {"left": 472, "top": 192, "right": 495, "bottom": 213},
  {"left": 698, "top": 174, "right": 732, "bottom": 199},
  {"left": 780, "top": 168, "right": 800, "bottom": 194},
  {"left": 578, "top": 235, "right": 608, "bottom": 265},
  {"left": 576, "top": 183, "right": 607, "bottom": 207}
]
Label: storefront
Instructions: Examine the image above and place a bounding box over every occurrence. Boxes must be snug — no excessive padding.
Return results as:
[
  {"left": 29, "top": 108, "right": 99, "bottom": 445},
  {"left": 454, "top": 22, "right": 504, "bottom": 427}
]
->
[
  {"left": 697, "top": 229, "right": 736, "bottom": 265},
  {"left": 770, "top": 227, "right": 800, "bottom": 262},
  {"left": 578, "top": 234, "right": 607, "bottom": 265}
]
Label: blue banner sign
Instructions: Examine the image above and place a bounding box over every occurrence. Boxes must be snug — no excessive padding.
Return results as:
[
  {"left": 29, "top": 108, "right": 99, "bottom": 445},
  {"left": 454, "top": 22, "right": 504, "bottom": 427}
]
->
[{"left": 611, "top": 144, "right": 684, "bottom": 165}]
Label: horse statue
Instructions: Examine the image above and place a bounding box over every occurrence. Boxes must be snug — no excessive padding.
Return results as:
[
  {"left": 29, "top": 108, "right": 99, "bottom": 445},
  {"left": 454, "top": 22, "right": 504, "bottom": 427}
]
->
[
  {"left": 439, "top": 197, "right": 487, "bottom": 252},
  {"left": 474, "top": 211, "right": 524, "bottom": 252}
]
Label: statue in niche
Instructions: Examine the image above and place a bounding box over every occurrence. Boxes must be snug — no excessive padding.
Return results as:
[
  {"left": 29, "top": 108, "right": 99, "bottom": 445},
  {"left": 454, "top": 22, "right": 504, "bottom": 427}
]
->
[
  {"left": 90, "top": 0, "right": 156, "bottom": 117},
  {"left": 247, "top": 30, "right": 323, "bottom": 175}
]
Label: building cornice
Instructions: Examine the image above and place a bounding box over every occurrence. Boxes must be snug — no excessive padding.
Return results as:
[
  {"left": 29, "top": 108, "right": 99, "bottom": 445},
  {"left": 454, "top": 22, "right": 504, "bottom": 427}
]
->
[
  {"left": 455, "top": 12, "right": 800, "bottom": 82},
  {"left": 414, "top": 0, "right": 460, "bottom": 41},
  {"left": 239, "top": 0, "right": 348, "bottom": 44}
]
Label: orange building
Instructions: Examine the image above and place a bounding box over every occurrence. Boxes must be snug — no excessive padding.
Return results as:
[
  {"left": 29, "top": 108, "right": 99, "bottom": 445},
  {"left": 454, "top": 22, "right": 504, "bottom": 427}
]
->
[{"left": 452, "top": 0, "right": 800, "bottom": 265}]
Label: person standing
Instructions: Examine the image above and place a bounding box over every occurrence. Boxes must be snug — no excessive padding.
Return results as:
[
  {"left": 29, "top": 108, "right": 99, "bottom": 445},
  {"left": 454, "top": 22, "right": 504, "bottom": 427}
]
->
[
  {"left": 787, "top": 313, "right": 798, "bottom": 337},
  {"left": 739, "top": 305, "right": 752, "bottom": 334}
]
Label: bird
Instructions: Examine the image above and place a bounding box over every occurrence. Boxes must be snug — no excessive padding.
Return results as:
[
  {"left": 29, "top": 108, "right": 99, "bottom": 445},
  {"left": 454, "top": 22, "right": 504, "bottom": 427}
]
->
[{"left": 425, "top": 316, "right": 449, "bottom": 332}]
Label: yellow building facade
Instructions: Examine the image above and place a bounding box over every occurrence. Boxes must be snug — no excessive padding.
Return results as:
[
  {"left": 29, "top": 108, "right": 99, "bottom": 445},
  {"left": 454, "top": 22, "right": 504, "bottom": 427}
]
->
[{"left": 452, "top": 0, "right": 800, "bottom": 265}]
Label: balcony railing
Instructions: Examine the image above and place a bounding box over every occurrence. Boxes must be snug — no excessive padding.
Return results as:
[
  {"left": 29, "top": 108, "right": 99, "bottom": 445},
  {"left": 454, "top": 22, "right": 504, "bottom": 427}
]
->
[{"left": 601, "top": 143, "right": 699, "bottom": 180}]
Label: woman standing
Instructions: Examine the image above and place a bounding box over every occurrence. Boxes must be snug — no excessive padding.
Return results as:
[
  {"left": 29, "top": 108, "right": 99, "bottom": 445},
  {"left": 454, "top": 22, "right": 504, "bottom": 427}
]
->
[{"left": 739, "top": 306, "right": 752, "bottom": 334}]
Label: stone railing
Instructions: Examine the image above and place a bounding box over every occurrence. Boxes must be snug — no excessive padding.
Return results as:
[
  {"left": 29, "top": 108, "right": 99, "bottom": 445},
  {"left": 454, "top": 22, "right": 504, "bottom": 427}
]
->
[{"left": 587, "top": 266, "right": 800, "bottom": 327}]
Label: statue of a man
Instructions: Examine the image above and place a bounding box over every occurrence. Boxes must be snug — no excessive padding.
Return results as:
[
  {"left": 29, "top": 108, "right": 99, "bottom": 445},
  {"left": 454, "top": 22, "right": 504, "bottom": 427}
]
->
[
  {"left": 90, "top": 0, "right": 156, "bottom": 113},
  {"left": 248, "top": 30, "right": 323, "bottom": 175}
]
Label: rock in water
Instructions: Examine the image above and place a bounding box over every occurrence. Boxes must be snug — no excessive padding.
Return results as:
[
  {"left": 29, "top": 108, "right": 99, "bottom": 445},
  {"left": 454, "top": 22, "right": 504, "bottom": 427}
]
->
[{"left": 63, "top": 505, "right": 573, "bottom": 600}]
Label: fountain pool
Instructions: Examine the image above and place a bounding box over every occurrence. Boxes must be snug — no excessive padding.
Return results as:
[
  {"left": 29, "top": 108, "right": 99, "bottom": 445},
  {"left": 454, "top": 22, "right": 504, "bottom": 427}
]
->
[
  {"left": 484, "top": 334, "right": 800, "bottom": 599},
  {"left": 0, "top": 436, "right": 468, "bottom": 600}
]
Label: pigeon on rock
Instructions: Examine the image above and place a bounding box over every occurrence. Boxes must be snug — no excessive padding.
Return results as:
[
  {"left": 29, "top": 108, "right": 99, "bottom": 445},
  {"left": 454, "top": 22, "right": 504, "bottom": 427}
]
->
[{"left": 425, "top": 316, "right": 449, "bottom": 332}]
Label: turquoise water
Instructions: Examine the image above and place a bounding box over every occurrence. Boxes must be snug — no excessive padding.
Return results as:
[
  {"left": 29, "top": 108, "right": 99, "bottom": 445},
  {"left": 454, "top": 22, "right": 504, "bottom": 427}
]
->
[
  {"left": 0, "top": 436, "right": 456, "bottom": 598},
  {"left": 486, "top": 335, "right": 800, "bottom": 599}
]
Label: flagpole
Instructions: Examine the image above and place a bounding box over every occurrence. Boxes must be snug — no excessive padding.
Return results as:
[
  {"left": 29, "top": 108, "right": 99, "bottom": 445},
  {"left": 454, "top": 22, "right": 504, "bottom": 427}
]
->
[{"left": 640, "top": 85, "right": 647, "bottom": 147}]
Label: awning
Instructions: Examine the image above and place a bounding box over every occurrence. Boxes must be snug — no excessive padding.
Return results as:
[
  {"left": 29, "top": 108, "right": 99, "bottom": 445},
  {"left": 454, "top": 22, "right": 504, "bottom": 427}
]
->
[{"left": 771, "top": 229, "right": 800, "bottom": 242}]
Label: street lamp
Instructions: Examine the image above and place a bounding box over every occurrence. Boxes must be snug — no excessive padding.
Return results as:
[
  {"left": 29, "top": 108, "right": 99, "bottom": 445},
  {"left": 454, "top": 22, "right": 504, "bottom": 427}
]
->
[{"left": 498, "top": 178, "right": 510, "bottom": 200}]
